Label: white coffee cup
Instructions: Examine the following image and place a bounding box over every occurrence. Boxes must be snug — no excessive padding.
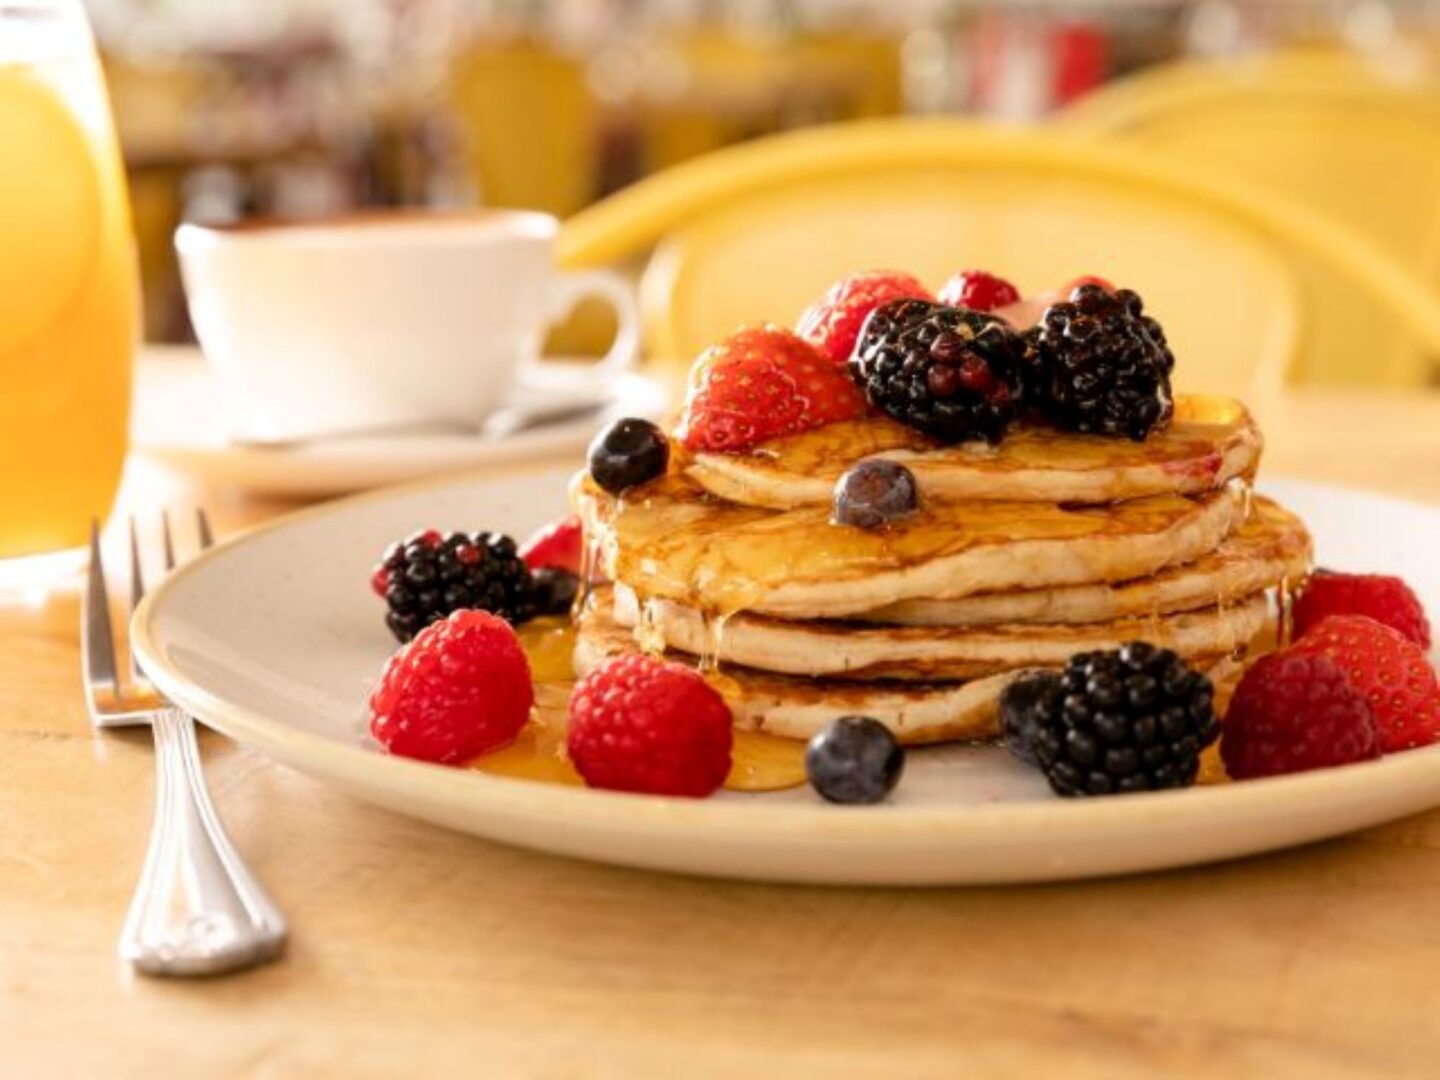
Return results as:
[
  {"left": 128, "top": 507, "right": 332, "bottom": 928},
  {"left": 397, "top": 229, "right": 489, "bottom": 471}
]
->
[{"left": 175, "top": 209, "right": 639, "bottom": 443}]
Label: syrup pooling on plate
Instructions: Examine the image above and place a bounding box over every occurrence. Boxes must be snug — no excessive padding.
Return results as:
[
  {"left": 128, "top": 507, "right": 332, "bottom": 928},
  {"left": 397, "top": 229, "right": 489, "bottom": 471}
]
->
[{"left": 467, "top": 614, "right": 809, "bottom": 791}]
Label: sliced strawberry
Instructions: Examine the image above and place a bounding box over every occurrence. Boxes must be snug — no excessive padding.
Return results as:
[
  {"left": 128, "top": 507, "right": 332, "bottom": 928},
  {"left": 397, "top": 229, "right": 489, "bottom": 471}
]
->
[
  {"left": 677, "top": 325, "right": 867, "bottom": 453},
  {"left": 796, "top": 270, "right": 934, "bottom": 365},
  {"left": 519, "top": 514, "right": 583, "bottom": 575}
]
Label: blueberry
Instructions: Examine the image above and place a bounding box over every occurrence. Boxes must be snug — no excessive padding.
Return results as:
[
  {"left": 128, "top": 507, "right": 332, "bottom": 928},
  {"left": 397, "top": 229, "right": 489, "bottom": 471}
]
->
[
  {"left": 805, "top": 716, "right": 905, "bottom": 805},
  {"left": 998, "top": 672, "right": 1061, "bottom": 766},
  {"left": 831, "top": 459, "right": 919, "bottom": 529},
  {"left": 532, "top": 567, "right": 580, "bottom": 616},
  {"left": 587, "top": 418, "right": 670, "bottom": 495}
]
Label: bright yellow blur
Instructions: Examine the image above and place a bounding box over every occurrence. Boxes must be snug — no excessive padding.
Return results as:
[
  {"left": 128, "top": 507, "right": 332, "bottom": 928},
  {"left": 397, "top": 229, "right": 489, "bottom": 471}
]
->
[
  {"left": 1058, "top": 49, "right": 1440, "bottom": 388},
  {"left": 560, "top": 119, "right": 1440, "bottom": 398},
  {"left": 0, "top": 54, "right": 136, "bottom": 559}
]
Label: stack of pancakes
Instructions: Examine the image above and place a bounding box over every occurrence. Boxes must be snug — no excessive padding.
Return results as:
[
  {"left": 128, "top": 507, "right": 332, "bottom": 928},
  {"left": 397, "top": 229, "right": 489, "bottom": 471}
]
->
[{"left": 573, "top": 395, "right": 1311, "bottom": 745}]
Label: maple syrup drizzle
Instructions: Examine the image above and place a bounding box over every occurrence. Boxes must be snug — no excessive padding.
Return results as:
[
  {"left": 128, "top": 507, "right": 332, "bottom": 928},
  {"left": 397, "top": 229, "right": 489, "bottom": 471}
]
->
[
  {"left": 634, "top": 596, "right": 665, "bottom": 656},
  {"left": 1276, "top": 574, "right": 1296, "bottom": 648},
  {"left": 1237, "top": 475, "right": 1255, "bottom": 523},
  {"left": 580, "top": 472, "right": 1243, "bottom": 617},
  {"left": 697, "top": 609, "right": 733, "bottom": 674},
  {"left": 578, "top": 530, "right": 604, "bottom": 613}
]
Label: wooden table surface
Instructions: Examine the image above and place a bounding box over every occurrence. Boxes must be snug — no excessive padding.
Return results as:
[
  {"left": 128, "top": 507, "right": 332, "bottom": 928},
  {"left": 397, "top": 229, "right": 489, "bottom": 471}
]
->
[{"left": 4, "top": 386, "right": 1440, "bottom": 1078}]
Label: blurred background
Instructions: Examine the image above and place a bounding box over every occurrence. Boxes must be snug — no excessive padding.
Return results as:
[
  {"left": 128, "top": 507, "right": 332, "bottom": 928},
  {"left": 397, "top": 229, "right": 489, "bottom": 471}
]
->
[{"left": 90, "top": 0, "right": 1440, "bottom": 347}]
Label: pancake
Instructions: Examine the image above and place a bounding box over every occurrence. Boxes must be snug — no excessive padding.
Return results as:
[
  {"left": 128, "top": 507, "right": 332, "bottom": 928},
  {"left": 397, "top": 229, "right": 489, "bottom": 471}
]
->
[
  {"left": 576, "top": 474, "right": 1247, "bottom": 619},
  {"left": 861, "top": 497, "right": 1310, "bottom": 627},
  {"left": 686, "top": 394, "right": 1261, "bottom": 510},
  {"left": 610, "top": 584, "right": 1270, "bottom": 681},
  {"left": 576, "top": 601, "right": 1025, "bottom": 744},
  {"left": 576, "top": 603, "right": 1243, "bottom": 745}
]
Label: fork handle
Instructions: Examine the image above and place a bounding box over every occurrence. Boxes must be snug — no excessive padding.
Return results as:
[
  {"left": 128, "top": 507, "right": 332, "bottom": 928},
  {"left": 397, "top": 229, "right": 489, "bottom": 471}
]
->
[{"left": 119, "top": 709, "right": 288, "bottom": 976}]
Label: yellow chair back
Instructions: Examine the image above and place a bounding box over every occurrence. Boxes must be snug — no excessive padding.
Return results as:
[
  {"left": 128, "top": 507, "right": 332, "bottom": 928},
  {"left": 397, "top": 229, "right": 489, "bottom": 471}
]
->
[
  {"left": 448, "top": 38, "right": 596, "bottom": 217},
  {"left": 559, "top": 119, "right": 1440, "bottom": 400},
  {"left": 1059, "top": 49, "right": 1440, "bottom": 386}
]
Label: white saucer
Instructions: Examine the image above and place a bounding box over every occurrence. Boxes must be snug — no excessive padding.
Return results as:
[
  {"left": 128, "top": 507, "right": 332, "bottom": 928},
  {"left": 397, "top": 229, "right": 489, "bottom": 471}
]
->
[
  {"left": 132, "top": 469, "right": 1440, "bottom": 886},
  {"left": 132, "top": 346, "right": 672, "bottom": 497}
]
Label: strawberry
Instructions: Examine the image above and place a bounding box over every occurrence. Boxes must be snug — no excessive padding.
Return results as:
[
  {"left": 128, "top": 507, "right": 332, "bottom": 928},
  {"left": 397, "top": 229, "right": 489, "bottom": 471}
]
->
[
  {"left": 937, "top": 269, "right": 1021, "bottom": 313},
  {"left": 519, "top": 514, "right": 583, "bottom": 576},
  {"left": 1291, "top": 615, "right": 1440, "bottom": 752},
  {"left": 796, "top": 270, "right": 934, "bottom": 365},
  {"left": 677, "top": 325, "right": 867, "bottom": 453}
]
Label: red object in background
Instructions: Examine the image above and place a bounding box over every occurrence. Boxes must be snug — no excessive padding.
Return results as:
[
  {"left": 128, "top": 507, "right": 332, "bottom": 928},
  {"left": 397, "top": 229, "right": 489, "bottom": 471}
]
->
[
  {"left": 971, "top": 14, "right": 1110, "bottom": 116},
  {"left": 1051, "top": 22, "right": 1109, "bottom": 106}
]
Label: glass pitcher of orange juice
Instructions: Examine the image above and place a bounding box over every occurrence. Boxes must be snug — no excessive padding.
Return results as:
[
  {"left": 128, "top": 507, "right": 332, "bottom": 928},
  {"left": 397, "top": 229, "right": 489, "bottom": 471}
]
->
[{"left": 0, "top": 0, "right": 136, "bottom": 577}]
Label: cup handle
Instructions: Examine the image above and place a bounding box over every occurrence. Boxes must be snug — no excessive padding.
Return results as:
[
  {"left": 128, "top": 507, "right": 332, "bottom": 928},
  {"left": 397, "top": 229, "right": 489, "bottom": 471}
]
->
[{"left": 533, "top": 268, "right": 641, "bottom": 376}]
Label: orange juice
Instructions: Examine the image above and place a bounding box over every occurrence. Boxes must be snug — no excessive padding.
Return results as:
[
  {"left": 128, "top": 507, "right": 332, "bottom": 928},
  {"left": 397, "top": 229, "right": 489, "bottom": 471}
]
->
[{"left": 0, "top": 5, "right": 136, "bottom": 562}]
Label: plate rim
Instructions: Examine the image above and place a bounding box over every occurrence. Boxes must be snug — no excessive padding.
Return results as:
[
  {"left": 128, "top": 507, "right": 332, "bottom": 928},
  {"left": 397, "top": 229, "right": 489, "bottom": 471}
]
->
[{"left": 130, "top": 466, "right": 1440, "bottom": 847}]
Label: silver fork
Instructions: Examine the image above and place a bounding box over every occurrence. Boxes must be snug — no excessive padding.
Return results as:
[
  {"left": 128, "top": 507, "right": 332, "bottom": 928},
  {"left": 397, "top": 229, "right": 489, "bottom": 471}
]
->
[{"left": 82, "top": 512, "right": 287, "bottom": 977}]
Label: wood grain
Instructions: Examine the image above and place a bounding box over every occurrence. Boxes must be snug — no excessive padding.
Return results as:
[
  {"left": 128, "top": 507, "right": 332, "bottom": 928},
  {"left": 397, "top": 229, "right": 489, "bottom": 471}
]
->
[{"left": 3, "top": 389, "right": 1439, "bottom": 1078}]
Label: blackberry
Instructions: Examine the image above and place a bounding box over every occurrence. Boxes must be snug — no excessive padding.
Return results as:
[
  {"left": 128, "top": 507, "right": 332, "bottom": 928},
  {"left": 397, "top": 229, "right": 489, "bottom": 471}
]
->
[
  {"left": 1026, "top": 284, "right": 1174, "bottom": 440},
  {"left": 374, "top": 529, "right": 535, "bottom": 642},
  {"left": 849, "top": 298, "right": 1027, "bottom": 444},
  {"left": 531, "top": 567, "right": 580, "bottom": 616},
  {"left": 1012, "top": 642, "right": 1219, "bottom": 797},
  {"left": 997, "top": 671, "right": 1062, "bottom": 766}
]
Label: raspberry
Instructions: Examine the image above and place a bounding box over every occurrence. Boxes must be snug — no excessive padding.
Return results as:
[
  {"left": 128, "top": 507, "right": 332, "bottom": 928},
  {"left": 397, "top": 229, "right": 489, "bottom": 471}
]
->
[
  {"left": 678, "top": 325, "right": 867, "bottom": 453},
  {"left": 937, "top": 269, "right": 1021, "bottom": 313},
  {"left": 368, "top": 610, "right": 534, "bottom": 765},
  {"left": 1293, "top": 571, "right": 1431, "bottom": 650},
  {"left": 1220, "top": 651, "right": 1380, "bottom": 778},
  {"left": 796, "top": 270, "right": 935, "bottom": 365},
  {"left": 567, "top": 654, "right": 733, "bottom": 797},
  {"left": 1290, "top": 615, "right": 1440, "bottom": 751},
  {"left": 519, "top": 514, "right": 583, "bottom": 575}
]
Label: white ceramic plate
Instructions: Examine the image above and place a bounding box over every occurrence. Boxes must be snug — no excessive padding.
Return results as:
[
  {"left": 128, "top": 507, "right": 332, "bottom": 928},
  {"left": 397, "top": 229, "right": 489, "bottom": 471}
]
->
[
  {"left": 132, "top": 469, "right": 1440, "bottom": 885},
  {"left": 132, "top": 347, "right": 671, "bottom": 497}
]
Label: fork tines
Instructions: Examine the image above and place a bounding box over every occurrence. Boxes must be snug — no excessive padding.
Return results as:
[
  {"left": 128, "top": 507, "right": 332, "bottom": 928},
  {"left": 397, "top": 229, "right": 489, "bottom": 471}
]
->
[{"left": 83, "top": 509, "right": 215, "bottom": 726}]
